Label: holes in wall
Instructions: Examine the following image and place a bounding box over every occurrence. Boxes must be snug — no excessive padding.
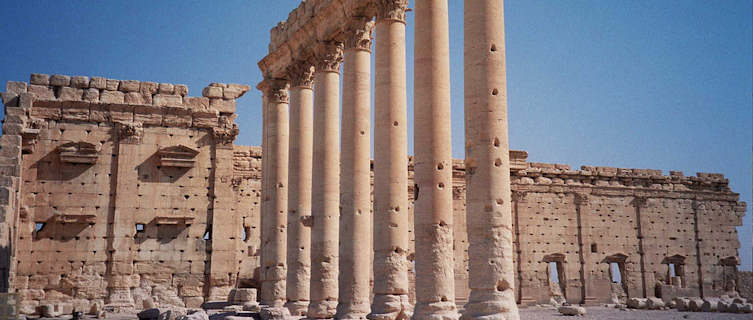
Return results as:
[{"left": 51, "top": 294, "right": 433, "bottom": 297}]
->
[
  {"left": 490, "top": 44, "right": 497, "bottom": 52},
  {"left": 591, "top": 243, "right": 598, "bottom": 253},
  {"left": 491, "top": 88, "right": 499, "bottom": 96}
]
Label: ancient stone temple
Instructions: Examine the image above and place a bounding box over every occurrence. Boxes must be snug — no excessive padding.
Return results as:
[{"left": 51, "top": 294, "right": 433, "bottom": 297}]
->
[{"left": 0, "top": 0, "right": 747, "bottom": 319}]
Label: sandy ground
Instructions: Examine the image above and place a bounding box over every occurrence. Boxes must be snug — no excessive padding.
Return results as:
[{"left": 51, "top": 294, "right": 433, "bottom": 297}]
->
[{"left": 520, "top": 306, "right": 752, "bottom": 320}]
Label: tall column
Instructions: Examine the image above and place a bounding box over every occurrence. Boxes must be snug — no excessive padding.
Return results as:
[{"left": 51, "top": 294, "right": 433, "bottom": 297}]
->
[
  {"left": 257, "top": 79, "right": 290, "bottom": 309},
  {"left": 370, "top": 1, "right": 411, "bottom": 320},
  {"left": 413, "top": 0, "right": 458, "bottom": 319},
  {"left": 337, "top": 17, "right": 374, "bottom": 320},
  {"left": 308, "top": 41, "right": 343, "bottom": 319},
  {"left": 285, "top": 61, "right": 315, "bottom": 316},
  {"left": 462, "top": 1, "right": 519, "bottom": 320}
]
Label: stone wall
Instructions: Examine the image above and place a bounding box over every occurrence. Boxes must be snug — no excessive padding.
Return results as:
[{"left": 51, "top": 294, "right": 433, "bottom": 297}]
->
[
  {"left": 1, "top": 75, "right": 746, "bottom": 314},
  {"left": 0, "top": 74, "right": 251, "bottom": 314}
]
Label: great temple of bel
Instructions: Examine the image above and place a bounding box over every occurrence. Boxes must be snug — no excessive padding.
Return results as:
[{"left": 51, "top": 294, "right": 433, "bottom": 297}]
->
[{"left": 0, "top": 0, "right": 747, "bottom": 319}]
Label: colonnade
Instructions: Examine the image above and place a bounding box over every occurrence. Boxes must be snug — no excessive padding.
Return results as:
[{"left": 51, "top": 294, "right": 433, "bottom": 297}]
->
[{"left": 257, "top": 1, "right": 518, "bottom": 319}]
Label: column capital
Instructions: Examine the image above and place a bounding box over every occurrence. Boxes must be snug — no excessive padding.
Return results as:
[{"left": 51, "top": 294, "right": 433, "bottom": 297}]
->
[
  {"left": 343, "top": 17, "right": 374, "bottom": 52},
  {"left": 287, "top": 61, "right": 315, "bottom": 89},
  {"left": 632, "top": 196, "right": 648, "bottom": 208},
  {"left": 257, "top": 78, "right": 290, "bottom": 104},
  {"left": 574, "top": 193, "right": 590, "bottom": 205},
  {"left": 313, "top": 41, "right": 344, "bottom": 73},
  {"left": 375, "top": 0, "right": 408, "bottom": 23}
]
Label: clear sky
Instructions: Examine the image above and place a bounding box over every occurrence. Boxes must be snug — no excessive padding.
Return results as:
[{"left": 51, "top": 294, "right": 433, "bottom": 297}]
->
[{"left": 1, "top": 1, "right": 750, "bottom": 269}]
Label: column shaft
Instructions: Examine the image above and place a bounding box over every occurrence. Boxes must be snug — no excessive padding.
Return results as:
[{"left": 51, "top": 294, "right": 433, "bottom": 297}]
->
[
  {"left": 413, "top": 0, "right": 458, "bottom": 319},
  {"left": 286, "top": 63, "right": 315, "bottom": 316},
  {"left": 370, "top": 1, "right": 411, "bottom": 319},
  {"left": 338, "top": 18, "right": 374, "bottom": 320},
  {"left": 258, "top": 80, "right": 290, "bottom": 308},
  {"left": 462, "top": 0, "right": 519, "bottom": 319},
  {"left": 308, "top": 42, "right": 343, "bottom": 319}
]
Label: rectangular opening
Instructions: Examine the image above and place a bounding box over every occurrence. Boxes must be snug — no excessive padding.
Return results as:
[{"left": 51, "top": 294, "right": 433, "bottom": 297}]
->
[
  {"left": 591, "top": 243, "right": 598, "bottom": 253},
  {"left": 135, "top": 223, "right": 145, "bottom": 232},
  {"left": 549, "top": 261, "right": 560, "bottom": 283},
  {"left": 610, "top": 262, "right": 622, "bottom": 283}
]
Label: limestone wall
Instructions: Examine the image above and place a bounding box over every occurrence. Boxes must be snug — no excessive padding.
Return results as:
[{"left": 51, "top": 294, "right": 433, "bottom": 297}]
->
[
  {"left": 1, "top": 75, "right": 746, "bottom": 314},
  {"left": 0, "top": 74, "right": 250, "bottom": 314}
]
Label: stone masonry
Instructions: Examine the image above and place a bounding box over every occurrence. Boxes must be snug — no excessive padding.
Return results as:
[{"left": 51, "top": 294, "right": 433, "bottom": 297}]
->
[
  {"left": 0, "top": 74, "right": 746, "bottom": 316},
  {"left": 0, "top": 0, "right": 747, "bottom": 318}
]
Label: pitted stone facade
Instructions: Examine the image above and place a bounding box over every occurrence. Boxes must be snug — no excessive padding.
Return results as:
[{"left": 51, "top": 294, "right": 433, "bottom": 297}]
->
[{"left": 0, "top": 0, "right": 747, "bottom": 319}]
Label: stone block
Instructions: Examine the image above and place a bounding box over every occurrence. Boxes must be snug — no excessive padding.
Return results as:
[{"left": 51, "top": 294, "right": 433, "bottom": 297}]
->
[
  {"left": 202, "top": 86, "right": 222, "bottom": 98},
  {"left": 70, "top": 76, "right": 90, "bottom": 88},
  {"left": 158, "top": 83, "right": 174, "bottom": 94},
  {"left": 50, "top": 74, "right": 71, "bottom": 87},
  {"left": 105, "top": 79, "right": 120, "bottom": 90},
  {"left": 83, "top": 88, "right": 100, "bottom": 101},
  {"left": 61, "top": 101, "right": 90, "bottom": 121},
  {"left": 28, "top": 84, "right": 55, "bottom": 100},
  {"left": 108, "top": 104, "right": 134, "bottom": 122},
  {"left": 6, "top": 81, "right": 27, "bottom": 95},
  {"left": 230, "top": 288, "right": 256, "bottom": 303},
  {"left": 90, "top": 77, "right": 107, "bottom": 89},
  {"left": 89, "top": 104, "right": 108, "bottom": 122},
  {"left": 134, "top": 105, "right": 163, "bottom": 125},
  {"left": 192, "top": 110, "right": 219, "bottom": 128},
  {"left": 180, "top": 285, "right": 202, "bottom": 297},
  {"left": 119, "top": 80, "right": 140, "bottom": 92},
  {"left": 153, "top": 94, "right": 183, "bottom": 107},
  {"left": 140, "top": 81, "right": 159, "bottom": 94},
  {"left": 58, "top": 87, "right": 83, "bottom": 100},
  {"left": 646, "top": 297, "right": 664, "bottom": 310},
  {"left": 125, "top": 92, "right": 146, "bottom": 104},
  {"left": 100, "top": 90, "right": 125, "bottom": 103},
  {"left": 0, "top": 92, "right": 18, "bottom": 107},
  {"left": 183, "top": 97, "right": 209, "bottom": 110},
  {"left": 174, "top": 84, "right": 188, "bottom": 96},
  {"left": 162, "top": 107, "right": 192, "bottom": 127},
  {"left": 558, "top": 305, "right": 586, "bottom": 316},
  {"left": 3, "top": 123, "right": 24, "bottom": 135},
  {"left": 30, "top": 73, "right": 50, "bottom": 85},
  {"left": 210, "top": 98, "right": 236, "bottom": 113}
]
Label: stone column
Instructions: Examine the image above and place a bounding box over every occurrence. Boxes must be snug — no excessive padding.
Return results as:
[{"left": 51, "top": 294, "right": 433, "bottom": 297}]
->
[
  {"left": 308, "top": 41, "right": 343, "bottom": 319},
  {"left": 337, "top": 17, "right": 374, "bottom": 320},
  {"left": 285, "top": 62, "right": 315, "bottom": 316},
  {"left": 257, "top": 79, "right": 290, "bottom": 309},
  {"left": 370, "top": 1, "right": 411, "bottom": 320},
  {"left": 462, "top": 0, "right": 519, "bottom": 319},
  {"left": 413, "top": 0, "right": 458, "bottom": 319}
]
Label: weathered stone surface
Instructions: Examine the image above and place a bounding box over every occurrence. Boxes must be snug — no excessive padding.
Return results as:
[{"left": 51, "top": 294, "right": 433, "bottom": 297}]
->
[
  {"left": 100, "top": 90, "right": 125, "bottom": 103},
  {"left": 28, "top": 84, "right": 54, "bottom": 100},
  {"left": 153, "top": 94, "right": 182, "bottom": 107},
  {"left": 140, "top": 81, "right": 159, "bottom": 94},
  {"left": 90, "top": 77, "right": 107, "bottom": 89},
  {"left": 183, "top": 97, "right": 209, "bottom": 110},
  {"left": 50, "top": 74, "right": 70, "bottom": 87},
  {"left": 57, "top": 87, "right": 83, "bottom": 100},
  {"left": 119, "top": 80, "right": 141, "bottom": 92},
  {"left": 82, "top": 88, "right": 100, "bottom": 101},
  {"left": 201, "top": 86, "right": 222, "bottom": 98},
  {"left": 30, "top": 73, "right": 50, "bottom": 85},
  {"left": 209, "top": 98, "right": 235, "bottom": 113},
  {"left": 7, "top": 81, "right": 27, "bottom": 95},
  {"left": 557, "top": 305, "right": 586, "bottom": 316},
  {"left": 174, "top": 84, "right": 188, "bottom": 96},
  {"left": 70, "top": 76, "right": 90, "bottom": 88}
]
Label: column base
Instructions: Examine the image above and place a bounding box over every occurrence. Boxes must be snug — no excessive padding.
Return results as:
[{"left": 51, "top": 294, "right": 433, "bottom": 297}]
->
[
  {"left": 105, "top": 287, "right": 135, "bottom": 313},
  {"left": 414, "top": 301, "right": 460, "bottom": 320},
  {"left": 367, "top": 294, "right": 412, "bottom": 320},
  {"left": 306, "top": 300, "right": 337, "bottom": 319},
  {"left": 460, "top": 290, "right": 519, "bottom": 320},
  {"left": 260, "top": 306, "right": 294, "bottom": 320},
  {"left": 335, "top": 301, "right": 370, "bottom": 320},
  {"left": 285, "top": 300, "right": 309, "bottom": 317}
]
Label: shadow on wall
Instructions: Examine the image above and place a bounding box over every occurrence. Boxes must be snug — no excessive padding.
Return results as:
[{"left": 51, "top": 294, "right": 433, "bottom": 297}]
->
[{"left": 0, "top": 244, "right": 10, "bottom": 292}]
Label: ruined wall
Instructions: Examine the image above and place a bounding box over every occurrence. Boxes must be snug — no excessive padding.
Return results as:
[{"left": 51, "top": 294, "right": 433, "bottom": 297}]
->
[
  {"left": 0, "top": 74, "right": 250, "bottom": 314},
  {"left": 1, "top": 74, "right": 746, "bottom": 315},
  {"left": 451, "top": 162, "right": 746, "bottom": 306}
]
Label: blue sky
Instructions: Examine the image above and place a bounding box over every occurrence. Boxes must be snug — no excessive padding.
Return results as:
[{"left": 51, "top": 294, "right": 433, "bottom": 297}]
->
[{"left": 1, "top": 1, "right": 750, "bottom": 269}]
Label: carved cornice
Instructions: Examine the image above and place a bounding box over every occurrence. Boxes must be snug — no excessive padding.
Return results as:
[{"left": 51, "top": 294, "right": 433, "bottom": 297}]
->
[
  {"left": 574, "top": 193, "right": 589, "bottom": 205},
  {"left": 214, "top": 115, "right": 239, "bottom": 146},
  {"left": 344, "top": 17, "right": 374, "bottom": 51},
  {"left": 257, "top": 79, "right": 289, "bottom": 104},
  {"left": 314, "top": 41, "right": 344, "bottom": 73},
  {"left": 375, "top": 0, "right": 408, "bottom": 23},
  {"left": 286, "top": 61, "right": 315, "bottom": 89}
]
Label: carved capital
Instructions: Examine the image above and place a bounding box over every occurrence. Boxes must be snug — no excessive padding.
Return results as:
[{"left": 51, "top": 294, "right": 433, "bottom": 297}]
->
[
  {"left": 116, "top": 121, "right": 143, "bottom": 144},
  {"left": 214, "top": 115, "right": 239, "bottom": 146},
  {"left": 574, "top": 193, "right": 589, "bottom": 205},
  {"left": 314, "top": 41, "right": 344, "bottom": 73},
  {"left": 511, "top": 190, "right": 527, "bottom": 202},
  {"left": 344, "top": 17, "right": 374, "bottom": 51},
  {"left": 375, "top": 0, "right": 408, "bottom": 23},
  {"left": 257, "top": 79, "right": 289, "bottom": 104},
  {"left": 286, "top": 61, "right": 315, "bottom": 88},
  {"left": 632, "top": 196, "right": 648, "bottom": 208}
]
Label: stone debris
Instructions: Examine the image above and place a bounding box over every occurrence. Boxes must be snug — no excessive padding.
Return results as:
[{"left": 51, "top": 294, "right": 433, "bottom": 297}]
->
[{"left": 558, "top": 305, "right": 586, "bottom": 316}]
